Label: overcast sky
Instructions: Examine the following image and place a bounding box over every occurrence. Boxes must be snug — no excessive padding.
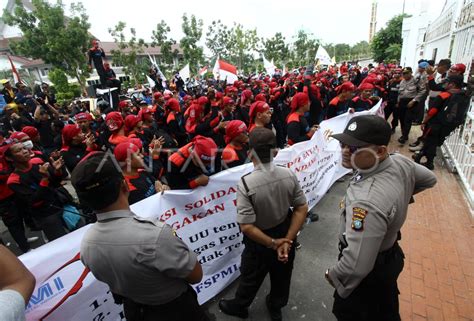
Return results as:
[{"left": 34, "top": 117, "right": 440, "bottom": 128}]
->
[{"left": 4, "top": 0, "right": 446, "bottom": 45}]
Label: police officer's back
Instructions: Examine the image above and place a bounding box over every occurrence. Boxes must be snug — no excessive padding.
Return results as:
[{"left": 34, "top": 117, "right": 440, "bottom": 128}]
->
[
  {"left": 71, "top": 152, "right": 209, "bottom": 321},
  {"left": 219, "top": 128, "right": 308, "bottom": 321},
  {"left": 327, "top": 115, "right": 437, "bottom": 321}
]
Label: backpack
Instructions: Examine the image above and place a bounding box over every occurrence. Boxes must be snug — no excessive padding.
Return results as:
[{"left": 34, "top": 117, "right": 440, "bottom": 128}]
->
[{"left": 439, "top": 92, "right": 470, "bottom": 127}]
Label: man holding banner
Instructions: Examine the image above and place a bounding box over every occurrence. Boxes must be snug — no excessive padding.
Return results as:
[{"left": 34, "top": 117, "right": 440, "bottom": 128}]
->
[
  {"left": 219, "top": 128, "right": 308, "bottom": 321},
  {"left": 71, "top": 152, "right": 210, "bottom": 321}
]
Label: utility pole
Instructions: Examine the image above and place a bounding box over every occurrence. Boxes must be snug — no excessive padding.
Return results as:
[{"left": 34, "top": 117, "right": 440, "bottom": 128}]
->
[{"left": 402, "top": 0, "right": 406, "bottom": 15}]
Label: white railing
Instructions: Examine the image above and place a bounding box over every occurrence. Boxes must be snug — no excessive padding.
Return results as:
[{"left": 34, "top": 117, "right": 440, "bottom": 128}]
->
[{"left": 441, "top": 107, "right": 474, "bottom": 209}]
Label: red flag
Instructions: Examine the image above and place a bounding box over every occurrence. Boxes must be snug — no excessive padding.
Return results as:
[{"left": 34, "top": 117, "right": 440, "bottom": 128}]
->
[{"left": 7, "top": 55, "right": 21, "bottom": 84}]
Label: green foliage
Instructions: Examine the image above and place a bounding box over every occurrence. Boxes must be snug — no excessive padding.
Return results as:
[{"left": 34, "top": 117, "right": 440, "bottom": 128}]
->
[
  {"left": 3, "top": 0, "right": 91, "bottom": 90},
  {"left": 108, "top": 21, "right": 148, "bottom": 85},
  {"left": 180, "top": 14, "right": 205, "bottom": 74},
  {"left": 262, "top": 32, "right": 290, "bottom": 68},
  {"left": 48, "top": 68, "right": 81, "bottom": 103},
  {"left": 151, "top": 20, "right": 178, "bottom": 74},
  {"left": 371, "top": 14, "right": 409, "bottom": 62},
  {"left": 289, "top": 30, "right": 319, "bottom": 68}
]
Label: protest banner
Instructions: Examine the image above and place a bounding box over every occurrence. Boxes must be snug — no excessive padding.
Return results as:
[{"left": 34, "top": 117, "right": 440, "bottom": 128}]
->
[{"left": 20, "top": 102, "right": 382, "bottom": 320}]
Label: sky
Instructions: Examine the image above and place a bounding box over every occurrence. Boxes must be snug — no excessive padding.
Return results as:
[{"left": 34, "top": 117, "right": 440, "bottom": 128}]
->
[{"left": 3, "top": 0, "right": 446, "bottom": 46}]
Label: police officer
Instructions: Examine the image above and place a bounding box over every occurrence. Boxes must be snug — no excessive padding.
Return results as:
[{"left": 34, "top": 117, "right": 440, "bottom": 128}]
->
[
  {"left": 326, "top": 115, "right": 437, "bottom": 321},
  {"left": 219, "top": 128, "right": 308, "bottom": 321},
  {"left": 71, "top": 152, "right": 210, "bottom": 321}
]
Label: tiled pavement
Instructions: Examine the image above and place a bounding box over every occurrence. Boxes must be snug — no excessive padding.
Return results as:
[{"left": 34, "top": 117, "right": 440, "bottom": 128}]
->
[{"left": 394, "top": 129, "right": 474, "bottom": 321}]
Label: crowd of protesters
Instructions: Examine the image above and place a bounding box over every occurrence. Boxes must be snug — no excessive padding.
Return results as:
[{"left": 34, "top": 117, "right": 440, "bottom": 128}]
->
[
  {"left": 0, "top": 57, "right": 470, "bottom": 254},
  {"left": 0, "top": 52, "right": 471, "bottom": 321}
]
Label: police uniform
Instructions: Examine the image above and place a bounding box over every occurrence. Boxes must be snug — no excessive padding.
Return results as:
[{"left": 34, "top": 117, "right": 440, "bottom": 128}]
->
[
  {"left": 219, "top": 158, "right": 307, "bottom": 319},
  {"left": 72, "top": 153, "right": 209, "bottom": 321},
  {"left": 328, "top": 115, "right": 437, "bottom": 321},
  {"left": 80, "top": 211, "right": 208, "bottom": 321}
]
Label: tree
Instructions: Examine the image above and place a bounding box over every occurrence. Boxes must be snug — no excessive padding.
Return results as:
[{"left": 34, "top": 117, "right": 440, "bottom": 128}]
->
[
  {"left": 205, "top": 20, "right": 233, "bottom": 59},
  {"left": 229, "top": 24, "right": 261, "bottom": 73},
  {"left": 48, "top": 68, "right": 81, "bottom": 102},
  {"left": 371, "top": 14, "right": 408, "bottom": 62},
  {"left": 3, "top": 0, "right": 91, "bottom": 92},
  {"left": 289, "top": 30, "right": 319, "bottom": 68},
  {"left": 180, "top": 14, "right": 205, "bottom": 74},
  {"left": 263, "top": 32, "right": 289, "bottom": 67},
  {"left": 108, "top": 21, "right": 148, "bottom": 85},
  {"left": 151, "top": 20, "right": 178, "bottom": 74}
]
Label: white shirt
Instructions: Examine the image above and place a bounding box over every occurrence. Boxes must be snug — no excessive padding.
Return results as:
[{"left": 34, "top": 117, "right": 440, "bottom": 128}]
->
[{"left": 0, "top": 289, "right": 26, "bottom": 321}]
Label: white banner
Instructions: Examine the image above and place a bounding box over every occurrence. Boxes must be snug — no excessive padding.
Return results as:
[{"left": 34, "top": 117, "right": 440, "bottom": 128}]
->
[
  {"left": 20, "top": 102, "right": 382, "bottom": 320},
  {"left": 315, "top": 45, "right": 333, "bottom": 66}
]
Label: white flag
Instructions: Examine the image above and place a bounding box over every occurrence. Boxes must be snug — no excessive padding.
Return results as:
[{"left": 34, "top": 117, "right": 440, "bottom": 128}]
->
[
  {"left": 146, "top": 75, "right": 156, "bottom": 88},
  {"left": 315, "top": 46, "right": 332, "bottom": 65},
  {"left": 179, "top": 64, "right": 191, "bottom": 81},
  {"left": 263, "top": 56, "right": 276, "bottom": 76}
]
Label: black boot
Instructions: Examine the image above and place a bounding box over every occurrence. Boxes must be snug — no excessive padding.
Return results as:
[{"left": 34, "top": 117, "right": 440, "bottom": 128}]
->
[
  {"left": 412, "top": 151, "right": 423, "bottom": 163},
  {"left": 219, "top": 299, "right": 249, "bottom": 319},
  {"left": 266, "top": 295, "right": 282, "bottom": 321}
]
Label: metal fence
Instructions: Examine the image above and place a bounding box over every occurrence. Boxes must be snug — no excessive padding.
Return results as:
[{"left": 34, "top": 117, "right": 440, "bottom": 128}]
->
[{"left": 441, "top": 106, "right": 474, "bottom": 208}]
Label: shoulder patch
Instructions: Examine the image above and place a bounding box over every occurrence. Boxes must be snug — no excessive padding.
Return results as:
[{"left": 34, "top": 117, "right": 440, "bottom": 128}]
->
[
  {"left": 439, "top": 92, "right": 451, "bottom": 100},
  {"left": 351, "top": 207, "right": 368, "bottom": 231}
]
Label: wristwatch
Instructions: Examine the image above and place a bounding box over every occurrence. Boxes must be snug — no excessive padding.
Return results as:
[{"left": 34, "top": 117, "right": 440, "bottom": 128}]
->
[{"left": 268, "top": 238, "right": 276, "bottom": 249}]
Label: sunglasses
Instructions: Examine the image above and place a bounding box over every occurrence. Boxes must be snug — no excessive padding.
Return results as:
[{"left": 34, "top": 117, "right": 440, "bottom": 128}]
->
[{"left": 340, "top": 142, "right": 364, "bottom": 154}]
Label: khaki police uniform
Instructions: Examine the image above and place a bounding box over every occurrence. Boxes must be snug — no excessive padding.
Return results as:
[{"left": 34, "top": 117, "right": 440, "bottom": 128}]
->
[
  {"left": 328, "top": 154, "right": 437, "bottom": 321},
  {"left": 232, "top": 163, "right": 306, "bottom": 309},
  {"left": 80, "top": 209, "right": 208, "bottom": 321}
]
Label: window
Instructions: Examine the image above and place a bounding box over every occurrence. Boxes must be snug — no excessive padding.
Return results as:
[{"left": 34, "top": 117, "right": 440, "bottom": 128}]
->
[
  {"left": 432, "top": 48, "right": 438, "bottom": 61},
  {"left": 40, "top": 68, "right": 49, "bottom": 77}
]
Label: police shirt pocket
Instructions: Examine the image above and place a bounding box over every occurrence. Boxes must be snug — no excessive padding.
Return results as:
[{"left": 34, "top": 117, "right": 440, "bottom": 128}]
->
[
  {"left": 408, "top": 86, "right": 416, "bottom": 91},
  {"left": 135, "top": 244, "right": 156, "bottom": 265}
]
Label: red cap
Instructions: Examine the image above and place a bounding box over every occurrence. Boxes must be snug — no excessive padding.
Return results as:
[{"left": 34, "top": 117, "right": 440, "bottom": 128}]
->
[
  {"left": 450, "top": 63, "right": 466, "bottom": 74},
  {"left": 124, "top": 115, "right": 141, "bottom": 132},
  {"left": 21, "top": 126, "right": 39, "bottom": 139},
  {"left": 358, "top": 83, "right": 375, "bottom": 91},
  {"left": 192, "top": 135, "right": 217, "bottom": 163},
  {"left": 183, "top": 95, "right": 193, "bottom": 102},
  {"left": 118, "top": 100, "right": 129, "bottom": 109},
  {"left": 254, "top": 93, "right": 266, "bottom": 102},
  {"left": 10, "top": 131, "right": 29, "bottom": 141},
  {"left": 62, "top": 124, "right": 81, "bottom": 147},
  {"left": 222, "top": 96, "right": 235, "bottom": 106},
  {"left": 75, "top": 112, "right": 93, "bottom": 121},
  {"left": 187, "top": 104, "right": 203, "bottom": 120},
  {"left": 165, "top": 98, "right": 181, "bottom": 113},
  {"left": 336, "top": 82, "right": 356, "bottom": 94},
  {"left": 249, "top": 101, "right": 270, "bottom": 120},
  {"left": 105, "top": 112, "right": 124, "bottom": 132},
  {"left": 290, "top": 93, "right": 309, "bottom": 111},
  {"left": 114, "top": 141, "right": 140, "bottom": 162},
  {"left": 197, "top": 96, "right": 209, "bottom": 106},
  {"left": 138, "top": 108, "right": 152, "bottom": 121},
  {"left": 241, "top": 89, "right": 253, "bottom": 105},
  {"left": 225, "top": 120, "right": 248, "bottom": 144},
  {"left": 153, "top": 92, "right": 163, "bottom": 99}
]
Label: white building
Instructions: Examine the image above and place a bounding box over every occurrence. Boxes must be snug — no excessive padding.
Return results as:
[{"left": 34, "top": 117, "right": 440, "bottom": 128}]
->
[{"left": 400, "top": 0, "right": 472, "bottom": 70}]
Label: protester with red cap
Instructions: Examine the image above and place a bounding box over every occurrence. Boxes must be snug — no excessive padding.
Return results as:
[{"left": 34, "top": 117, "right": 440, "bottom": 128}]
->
[
  {"left": 222, "top": 96, "right": 236, "bottom": 121},
  {"left": 351, "top": 83, "right": 375, "bottom": 112},
  {"left": 0, "top": 140, "right": 35, "bottom": 253},
  {"left": 248, "top": 101, "right": 272, "bottom": 133},
  {"left": 287, "top": 93, "right": 318, "bottom": 146},
  {"left": 6, "top": 142, "right": 68, "bottom": 241},
  {"left": 75, "top": 112, "right": 94, "bottom": 135},
  {"left": 164, "top": 98, "right": 187, "bottom": 146},
  {"left": 105, "top": 112, "right": 128, "bottom": 146},
  {"left": 124, "top": 115, "right": 143, "bottom": 138},
  {"left": 235, "top": 89, "right": 253, "bottom": 125},
  {"left": 60, "top": 124, "right": 96, "bottom": 172},
  {"left": 185, "top": 103, "right": 204, "bottom": 136},
  {"left": 327, "top": 82, "right": 356, "bottom": 119},
  {"left": 222, "top": 120, "right": 249, "bottom": 168},
  {"left": 114, "top": 140, "right": 168, "bottom": 205},
  {"left": 167, "top": 135, "right": 217, "bottom": 189}
]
